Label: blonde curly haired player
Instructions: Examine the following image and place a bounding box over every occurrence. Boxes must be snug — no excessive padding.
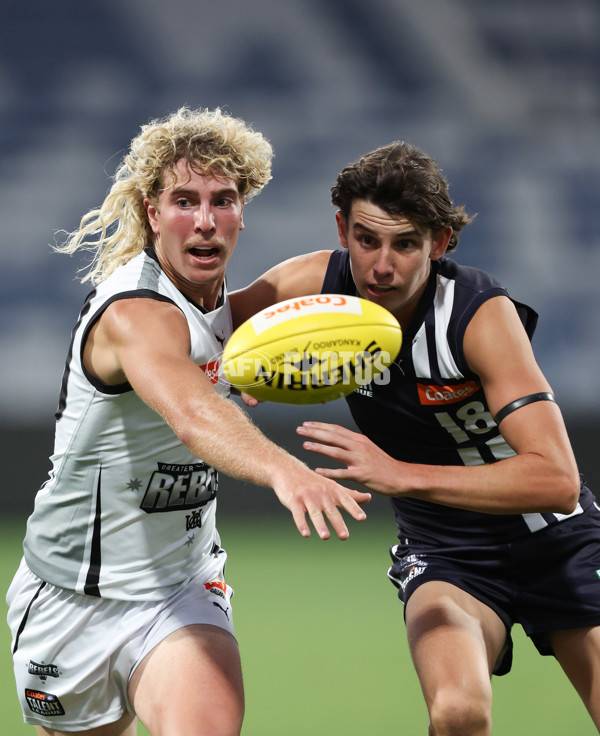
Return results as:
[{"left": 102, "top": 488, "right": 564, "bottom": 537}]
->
[
  {"left": 57, "top": 106, "right": 273, "bottom": 284},
  {"left": 6, "top": 107, "right": 370, "bottom": 736}
]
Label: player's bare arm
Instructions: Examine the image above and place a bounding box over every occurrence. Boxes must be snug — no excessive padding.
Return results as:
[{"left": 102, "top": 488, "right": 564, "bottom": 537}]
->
[
  {"left": 229, "top": 250, "right": 332, "bottom": 327},
  {"left": 461, "top": 295, "right": 580, "bottom": 509},
  {"left": 86, "top": 297, "right": 370, "bottom": 539},
  {"left": 298, "top": 296, "right": 579, "bottom": 515}
]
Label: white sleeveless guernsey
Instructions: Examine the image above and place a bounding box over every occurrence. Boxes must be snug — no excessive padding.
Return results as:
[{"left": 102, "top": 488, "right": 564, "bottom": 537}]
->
[{"left": 23, "top": 248, "right": 232, "bottom": 600}]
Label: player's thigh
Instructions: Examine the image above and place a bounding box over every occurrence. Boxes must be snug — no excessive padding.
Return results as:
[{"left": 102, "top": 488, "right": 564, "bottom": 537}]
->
[
  {"left": 405, "top": 580, "right": 507, "bottom": 698},
  {"left": 129, "top": 623, "right": 244, "bottom": 735},
  {"left": 550, "top": 625, "right": 600, "bottom": 726},
  {"left": 35, "top": 711, "right": 137, "bottom": 736}
]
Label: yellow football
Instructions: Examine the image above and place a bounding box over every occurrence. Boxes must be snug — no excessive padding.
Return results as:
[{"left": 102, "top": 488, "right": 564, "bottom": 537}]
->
[{"left": 222, "top": 294, "right": 402, "bottom": 404}]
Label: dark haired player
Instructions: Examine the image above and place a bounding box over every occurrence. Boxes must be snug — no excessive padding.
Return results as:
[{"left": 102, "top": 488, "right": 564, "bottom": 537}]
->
[{"left": 231, "top": 141, "right": 600, "bottom": 734}]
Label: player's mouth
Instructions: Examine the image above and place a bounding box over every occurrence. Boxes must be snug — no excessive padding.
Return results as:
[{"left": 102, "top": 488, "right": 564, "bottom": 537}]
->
[
  {"left": 188, "top": 245, "right": 220, "bottom": 260},
  {"left": 367, "top": 284, "right": 395, "bottom": 296}
]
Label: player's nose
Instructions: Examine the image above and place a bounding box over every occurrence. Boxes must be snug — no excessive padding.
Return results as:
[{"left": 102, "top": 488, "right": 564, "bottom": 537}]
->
[
  {"left": 372, "top": 249, "right": 394, "bottom": 277},
  {"left": 194, "top": 204, "right": 216, "bottom": 232}
]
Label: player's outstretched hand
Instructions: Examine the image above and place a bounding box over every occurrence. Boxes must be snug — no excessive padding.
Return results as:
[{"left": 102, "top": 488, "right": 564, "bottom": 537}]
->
[
  {"left": 272, "top": 462, "right": 371, "bottom": 540},
  {"left": 297, "top": 421, "right": 400, "bottom": 497}
]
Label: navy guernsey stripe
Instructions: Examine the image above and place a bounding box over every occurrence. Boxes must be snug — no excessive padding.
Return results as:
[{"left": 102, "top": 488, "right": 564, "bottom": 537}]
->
[
  {"left": 84, "top": 466, "right": 103, "bottom": 597},
  {"left": 55, "top": 289, "right": 96, "bottom": 421},
  {"left": 12, "top": 580, "right": 47, "bottom": 654}
]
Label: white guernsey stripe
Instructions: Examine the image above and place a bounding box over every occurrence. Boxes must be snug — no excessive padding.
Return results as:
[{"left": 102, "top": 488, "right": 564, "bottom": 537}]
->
[
  {"left": 521, "top": 513, "right": 549, "bottom": 533},
  {"left": 411, "top": 323, "right": 430, "bottom": 378},
  {"left": 553, "top": 504, "right": 584, "bottom": 522},
  {"left": 434, "top": 276, "right": 461, "bottom": 379}
]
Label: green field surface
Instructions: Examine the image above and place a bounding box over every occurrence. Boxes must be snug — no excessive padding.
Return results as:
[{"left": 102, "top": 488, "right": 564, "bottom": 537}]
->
[{"left": 1, "top": 514, "right": 596, "bottom": 735}]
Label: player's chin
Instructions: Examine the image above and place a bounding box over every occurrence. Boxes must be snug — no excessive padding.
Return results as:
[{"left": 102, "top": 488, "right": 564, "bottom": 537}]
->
[{"left": 186, "top": 261, "right": 226, "bottom": 283}]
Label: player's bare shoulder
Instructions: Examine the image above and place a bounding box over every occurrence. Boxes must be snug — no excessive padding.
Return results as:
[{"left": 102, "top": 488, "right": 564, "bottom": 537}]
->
[
  {"left": 278, "top": 249, "right": 333, "bottom": 291},
  {"left": 84, "top": 298, "right": 189, "bottom": 385},
  {"left": 231, "top": 249, "right": 334, "bottom": 326}
]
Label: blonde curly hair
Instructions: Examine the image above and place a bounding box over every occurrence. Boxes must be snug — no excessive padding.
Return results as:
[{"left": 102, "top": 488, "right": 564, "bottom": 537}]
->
[{"left": 57, "top": 107, "right": 273, "bottom": 284}]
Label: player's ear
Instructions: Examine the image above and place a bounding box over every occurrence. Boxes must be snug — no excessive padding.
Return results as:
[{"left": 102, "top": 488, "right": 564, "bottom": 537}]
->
[
  {"left": 335, "top": 211, "right": 349, "bottom": 249},
  {"left": 430, "top": 226, "right": 452, "bottom": 261},
  {"left": 144, "top": 197, "right": 160, "bottom": 235}
]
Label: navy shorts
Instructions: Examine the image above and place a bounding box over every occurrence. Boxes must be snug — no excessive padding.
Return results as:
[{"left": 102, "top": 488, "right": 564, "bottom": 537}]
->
[{"left": 388, "top": 503, "right": 600, "bottom": 675}]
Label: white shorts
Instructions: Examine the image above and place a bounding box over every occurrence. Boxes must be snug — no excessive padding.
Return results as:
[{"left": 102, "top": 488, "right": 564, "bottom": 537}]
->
[{"left": 6, "top": 557, "right": 235, "bottom": 731}]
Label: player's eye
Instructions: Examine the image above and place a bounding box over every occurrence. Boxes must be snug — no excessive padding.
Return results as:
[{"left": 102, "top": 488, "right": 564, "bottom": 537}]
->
[
  {"left": 359, "top": 234, "right": 375, "bottom": 246},
  {"left": 215, "top": 194, "right": 239, "bottom": 208}
]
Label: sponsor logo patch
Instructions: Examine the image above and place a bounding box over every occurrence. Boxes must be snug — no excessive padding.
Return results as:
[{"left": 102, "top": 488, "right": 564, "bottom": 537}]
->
[
  {"left": 140, "top": 462, "right": 218, "bottom": 513},
  {"left": 250, "top": 295, "right": 359, "bottom": 334},
  {"left": 212, "top": 601, "right": 230, "bottom": 619},
  {"left": 204, "top": 581, "right": 227, "bottom": 599},
  {"left": 25, "top": 689, "right": 65, "bottom": 717},
  {"left": 397, "top": 554, "right": 428, "bottom": 592},
  {"left": 354, "top": 383, "right": 374, "bottom": 398},
  {"left": 185, "top": 509, "right": 203, "bottom": 531},
  {"left": 28, "top": 661, "right": 59, "bottom": 681},
  {"left": 417, "top": 380, "right": 479, "bottom": 406},
  {"left": 200, "top": 359, "right": 220, "bottom": 384}
]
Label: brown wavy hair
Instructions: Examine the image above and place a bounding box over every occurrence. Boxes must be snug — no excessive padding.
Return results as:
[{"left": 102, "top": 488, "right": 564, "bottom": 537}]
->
[{"left": 331, "top": 141, "right": 474, "bottom": 251}]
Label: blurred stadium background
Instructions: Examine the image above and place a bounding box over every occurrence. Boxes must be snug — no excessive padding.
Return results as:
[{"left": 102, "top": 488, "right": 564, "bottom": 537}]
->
[
  {"left": 1, "top": 0, "right": 598, "bottom": 514},
  {"left": 1, "top": 2, "right": 599, "bottom": 733}
]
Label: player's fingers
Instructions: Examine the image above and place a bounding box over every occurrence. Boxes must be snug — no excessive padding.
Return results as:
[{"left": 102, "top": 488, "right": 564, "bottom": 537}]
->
[
  {"left": 322, "top": 505, "right": 350, "bottom": 540},
  {"left": 300, "top": 421, "right": 347, "bottom": 432},
  {"left": 313, "top": 466, "right": 352, "bottom": 480},
  {"left": 240, "top": 391, "right": 259, "bottom": 407},
  {"left": 307, "top": 508, "right": 332, "bottom": 540},
  {"left": 350, "top": 489, "right": 372, "bottom": 504},
  {"left": 289, "top": 505, "right": 311, "bottom": 538},
  {"left": 338, "top": 490, "right": 370, "bottom": 520},
  {"left": 314, "top": 463, "right": 370, "bottom": 487},
  {"left": 301, "top": 439, "right": 347, "bottom": 461},
  {"left": 299, "top": 421, "right": 343, "bottom": 430},
  {"left": 296, "top": 422, "right": 351, "bottom": 446}
]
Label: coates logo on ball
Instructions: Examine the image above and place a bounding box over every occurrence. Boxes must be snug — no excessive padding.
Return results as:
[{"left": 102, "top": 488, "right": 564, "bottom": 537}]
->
[{"left": 216, "top": 294, "right": 402, "bottom": 405}]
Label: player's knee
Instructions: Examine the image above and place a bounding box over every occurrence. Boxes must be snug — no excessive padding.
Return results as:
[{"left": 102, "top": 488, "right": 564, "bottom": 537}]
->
[{"left": 428, "top": 687, "right": 492, "bottom": 736}]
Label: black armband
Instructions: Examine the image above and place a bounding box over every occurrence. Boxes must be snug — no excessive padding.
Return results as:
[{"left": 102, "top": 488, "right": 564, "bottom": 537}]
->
[{"left": 493, "top": 392, "right": 556, "bottom": 425}]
